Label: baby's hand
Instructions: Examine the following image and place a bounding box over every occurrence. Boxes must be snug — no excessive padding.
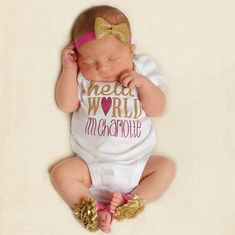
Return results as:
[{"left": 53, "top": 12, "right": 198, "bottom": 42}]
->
[
  {"left": 61, "top": 42, "right": 78, "bottom": 71},
  {"left": 119, "top": 70, "right": 146, "bottom": 90}
]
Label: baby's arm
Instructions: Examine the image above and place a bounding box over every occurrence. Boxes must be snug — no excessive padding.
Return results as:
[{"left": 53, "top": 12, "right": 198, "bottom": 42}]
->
[
  {"left": 119, "top": 71, "right": 165, "bottom": 117},
  {"left": 137, "top": 78, "right": 165, "bottom": 117},
  {"left": 56, "top": 43, "right": 80, "bottom": 113}
]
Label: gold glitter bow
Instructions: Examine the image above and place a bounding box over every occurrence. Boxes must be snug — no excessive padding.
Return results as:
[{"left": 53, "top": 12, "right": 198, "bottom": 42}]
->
[{"left": 95, "top": 17, "right": 131, "bottom": 44}]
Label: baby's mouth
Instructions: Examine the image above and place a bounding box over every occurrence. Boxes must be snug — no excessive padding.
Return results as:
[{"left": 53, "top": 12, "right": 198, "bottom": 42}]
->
[
  {"left": 103, "top": 74, "right": 117, "bottom": 81},
  {"left": 102, "top": 73, "right": 112, "bottom": 77}
]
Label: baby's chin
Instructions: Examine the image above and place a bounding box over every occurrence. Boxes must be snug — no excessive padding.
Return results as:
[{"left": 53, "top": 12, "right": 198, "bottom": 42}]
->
[{"left": 86, "top": 75, "right": 119, "bottom": 82}]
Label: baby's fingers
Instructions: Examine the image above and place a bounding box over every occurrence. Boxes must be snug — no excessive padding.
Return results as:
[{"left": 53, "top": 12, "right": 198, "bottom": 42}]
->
[
  {"left": 63, "top": 48, "right": 77, "bottom": 60},
  {"left": 119, "top": 70, "right": 131, "bottom": 81},
  {"left": 121, "top": 76, "right": 132, "bottom": 88},
  {"left": 72, "top": 52, "right": 78, "bottom": 61},
  {"left": 64, "top": 47, "right": 75, "bottom": 55},
  {"left": 128, "top": 80, "right": 137, "bottom": 90},
  {"left": 67, "top": 41, "right": 76, "bottom": 49},
  {"left": 63, "top": 54, "right": 74, "bottom": 62}
]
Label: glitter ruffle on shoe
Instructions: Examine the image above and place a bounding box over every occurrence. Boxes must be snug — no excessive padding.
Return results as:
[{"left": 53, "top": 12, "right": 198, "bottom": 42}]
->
[
  {"left": 114, "top": 194, "right": 146, "bottom": 220},
  {"left": 73, "top": 198, "right": 99, "bottom": 232}
]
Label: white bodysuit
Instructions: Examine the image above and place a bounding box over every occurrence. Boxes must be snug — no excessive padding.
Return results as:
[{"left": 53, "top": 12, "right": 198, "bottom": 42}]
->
[{"left": 71, "top": 54, "right": 167, "bottom": 203}]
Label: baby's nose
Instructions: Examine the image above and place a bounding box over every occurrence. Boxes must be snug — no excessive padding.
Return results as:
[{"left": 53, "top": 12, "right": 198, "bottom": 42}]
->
[{"left": 97, "top": 61, "right": 110, "bottom": 72}]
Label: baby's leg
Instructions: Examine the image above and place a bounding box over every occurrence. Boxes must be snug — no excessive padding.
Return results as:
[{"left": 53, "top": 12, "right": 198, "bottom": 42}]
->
[
  {"left": 50, "top": 156, "right": 112, "bottom": 232},
  {"left": 50, "top": 156, "right": 92, "bottom": 208},
  {"left": 110, "top": 156, "right": 175, "bottom": 213},
  {"left": 130, "top": 155, "right": 176, "bottom": 203}
]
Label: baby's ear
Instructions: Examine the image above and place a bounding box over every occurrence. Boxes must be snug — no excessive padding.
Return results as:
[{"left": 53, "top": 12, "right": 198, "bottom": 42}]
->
[{"left": 130, "top": 44, "right": 136, "bottom": 56}]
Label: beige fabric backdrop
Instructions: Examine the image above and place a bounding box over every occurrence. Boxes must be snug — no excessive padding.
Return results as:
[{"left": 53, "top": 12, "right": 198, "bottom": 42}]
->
[{"left": 0, "top": 0, "right": 234, "bottom": 234}]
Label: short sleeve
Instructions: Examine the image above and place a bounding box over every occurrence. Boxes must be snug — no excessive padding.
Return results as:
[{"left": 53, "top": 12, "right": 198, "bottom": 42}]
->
[{"left": 133, "top": 54, "right": 168, "bottom": 91}]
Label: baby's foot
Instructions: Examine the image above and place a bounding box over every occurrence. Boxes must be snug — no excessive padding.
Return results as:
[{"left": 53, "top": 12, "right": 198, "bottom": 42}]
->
[
  {"left": 98, "top": 210, "right": 112, "bottom": 233},
  {"left": 109, "top": 192, "right": 132, "bottom": 214}
]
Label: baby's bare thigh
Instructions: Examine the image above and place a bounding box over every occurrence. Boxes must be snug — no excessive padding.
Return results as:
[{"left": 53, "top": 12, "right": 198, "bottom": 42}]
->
[
  {"left": 51, "top": 156, "right": 92, "bottom": 187},
  {"left": 139, "top": 155, "right": 175, "bottom": 181}
]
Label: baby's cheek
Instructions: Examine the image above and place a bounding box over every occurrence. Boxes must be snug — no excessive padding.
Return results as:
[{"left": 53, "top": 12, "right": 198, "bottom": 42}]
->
[
  {"left": 81, "top": 67, "right": 98, "bottom": 80},
  {"left": 116, "top": 61, "right": 133, "bottom": 75}
]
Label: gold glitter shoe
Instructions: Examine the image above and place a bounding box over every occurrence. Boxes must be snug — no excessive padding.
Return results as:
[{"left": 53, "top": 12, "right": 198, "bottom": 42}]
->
[
  {"left": 73, "top": 198, "right": 113, "bottom": 232},
  {"left": 73, "top": 198, "right": 99, "bottom": 232},
  {"left": 114, "top": 194, "right": 146, "bottom": 220}
]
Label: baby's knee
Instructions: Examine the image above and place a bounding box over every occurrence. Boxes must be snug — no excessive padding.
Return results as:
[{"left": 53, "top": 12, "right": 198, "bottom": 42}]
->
[
  {"left": 162, "top": 157, "right": 176, "bottom": 177},
  {"left": 50, "top": 157, "right": 91, "bottom": 187},
  {"left": 155, "top": 156, "right": 176, "bottom": 176},
  {"left": 50, "top": 163, "right": 67, "bottom": 186}
]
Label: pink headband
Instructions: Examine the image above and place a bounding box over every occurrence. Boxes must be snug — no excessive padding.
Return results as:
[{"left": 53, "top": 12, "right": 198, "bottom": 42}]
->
[
  {"left": 74, "top": 33, "right": 132, "bottom": 51},
  {"left": 74, "top": 32, "right": 96, "bottom": 51},
  {"left": 75, "top": 17, "right": 132, "bottom": 51}
]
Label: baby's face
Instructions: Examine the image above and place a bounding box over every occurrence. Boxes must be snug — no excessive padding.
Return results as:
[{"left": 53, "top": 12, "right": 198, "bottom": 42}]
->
[{"left": 77, "top": 35, "right": 134, "bottom": 82}]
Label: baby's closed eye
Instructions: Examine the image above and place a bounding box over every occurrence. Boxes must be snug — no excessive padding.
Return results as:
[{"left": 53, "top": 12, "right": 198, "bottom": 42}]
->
[
  {"left": 83, "top": 60, "right": 96, "bottom": 65},
  {"left": 109, "top": 56, "right": 121, "bottom": 61}
]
